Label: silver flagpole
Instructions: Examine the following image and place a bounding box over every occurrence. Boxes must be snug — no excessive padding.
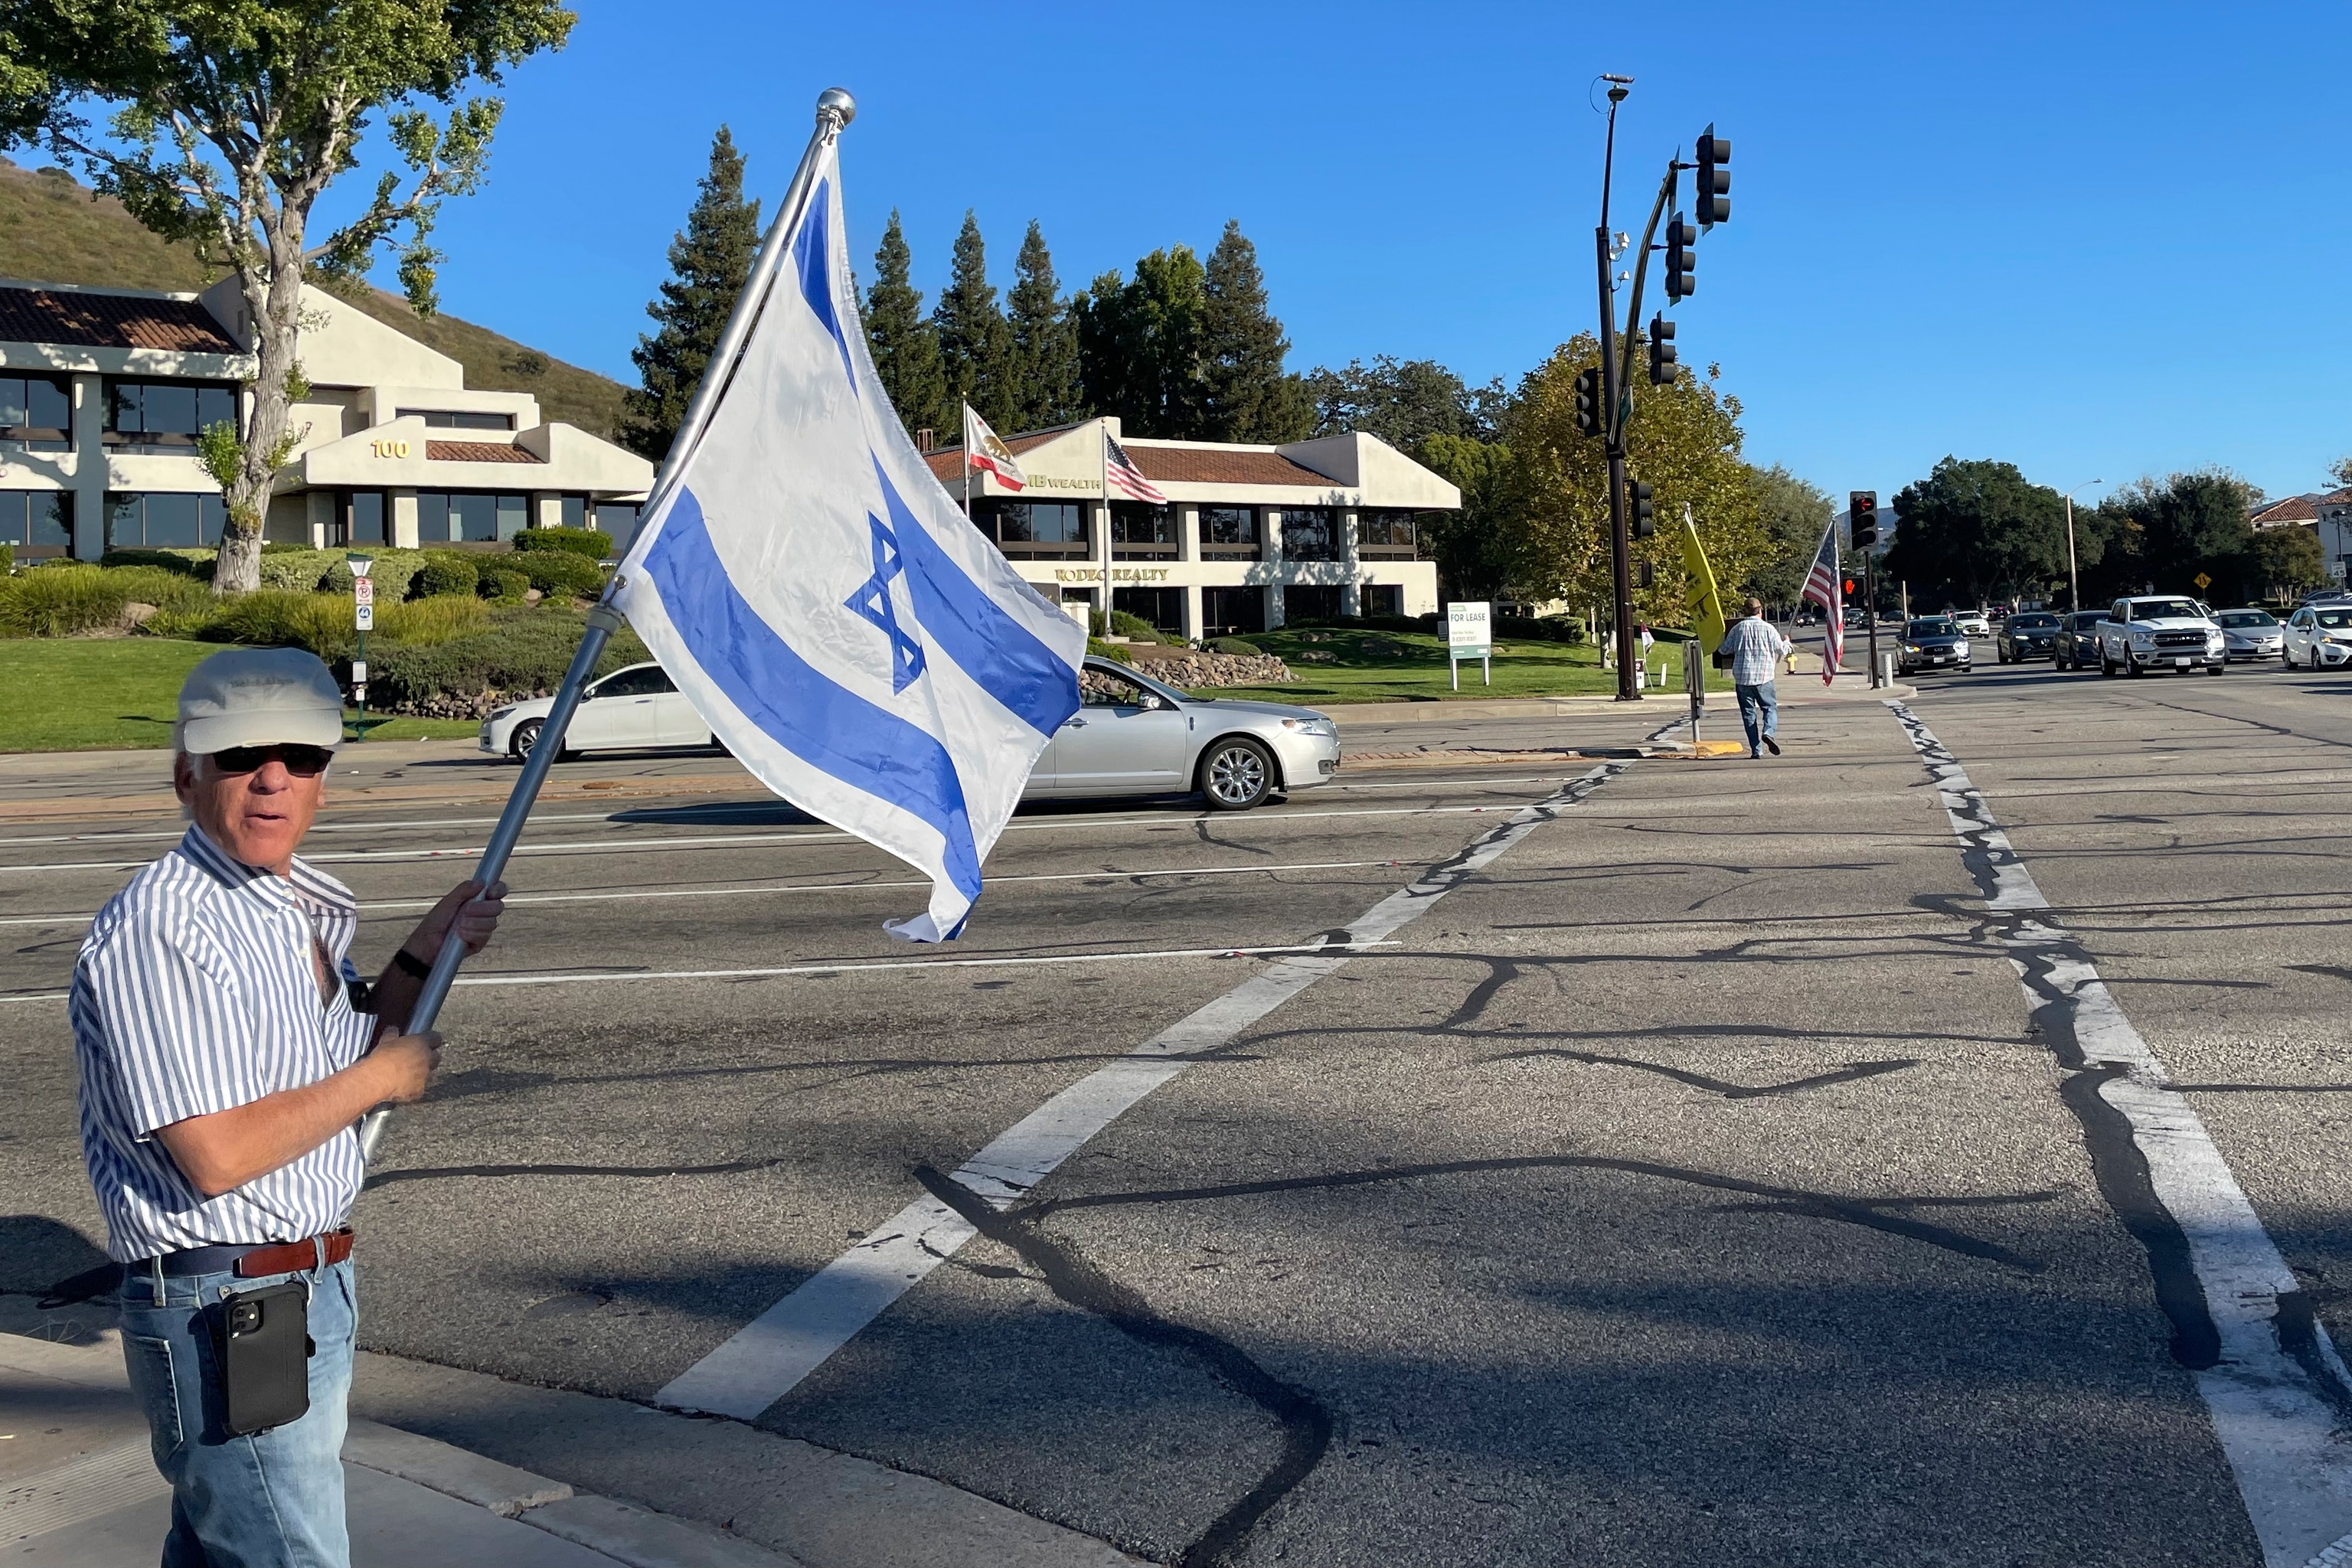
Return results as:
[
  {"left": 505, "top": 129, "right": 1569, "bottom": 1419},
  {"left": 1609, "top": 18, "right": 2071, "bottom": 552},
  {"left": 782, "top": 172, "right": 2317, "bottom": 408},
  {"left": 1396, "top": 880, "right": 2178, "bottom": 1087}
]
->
[
  {"left": 359, "top": 87, "right": 858, "bottom": 1161},
  {"left": 962, "top": 403, "right": 972, "bottom": 521}
]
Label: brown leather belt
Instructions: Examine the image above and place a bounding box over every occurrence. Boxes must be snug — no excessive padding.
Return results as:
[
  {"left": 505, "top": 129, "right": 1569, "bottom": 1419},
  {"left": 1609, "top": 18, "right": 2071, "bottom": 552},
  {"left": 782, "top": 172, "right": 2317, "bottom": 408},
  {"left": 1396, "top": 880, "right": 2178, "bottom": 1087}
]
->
[{"left": 152, "top": 1227, "right": 354, "bottom": 1279}]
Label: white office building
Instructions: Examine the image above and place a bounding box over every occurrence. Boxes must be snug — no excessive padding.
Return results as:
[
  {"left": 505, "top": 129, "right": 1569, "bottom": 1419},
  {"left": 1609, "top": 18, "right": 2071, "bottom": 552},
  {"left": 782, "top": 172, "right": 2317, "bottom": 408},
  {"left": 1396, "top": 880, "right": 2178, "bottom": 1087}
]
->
[
  {"left": 923, "top": 416, "right": 1457, "bottom": 637},
  {"left": 0, "top": 277, "right": 652, "bottom": 561}
]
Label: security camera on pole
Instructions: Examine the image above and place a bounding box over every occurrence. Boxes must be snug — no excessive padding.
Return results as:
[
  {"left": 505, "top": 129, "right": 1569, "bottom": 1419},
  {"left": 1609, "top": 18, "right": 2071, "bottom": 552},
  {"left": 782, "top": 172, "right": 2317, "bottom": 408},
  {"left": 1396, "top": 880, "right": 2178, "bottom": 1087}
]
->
[{"left": 1582, "top": 77, "right": 1733, "bottom": 701}]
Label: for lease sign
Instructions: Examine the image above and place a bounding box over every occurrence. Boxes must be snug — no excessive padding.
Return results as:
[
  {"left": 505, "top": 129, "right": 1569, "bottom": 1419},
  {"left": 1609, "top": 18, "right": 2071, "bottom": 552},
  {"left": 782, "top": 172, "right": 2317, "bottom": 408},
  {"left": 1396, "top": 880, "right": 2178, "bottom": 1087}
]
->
[{"left": 1447, "top": 601, "right": 1491, "bottom": 656}]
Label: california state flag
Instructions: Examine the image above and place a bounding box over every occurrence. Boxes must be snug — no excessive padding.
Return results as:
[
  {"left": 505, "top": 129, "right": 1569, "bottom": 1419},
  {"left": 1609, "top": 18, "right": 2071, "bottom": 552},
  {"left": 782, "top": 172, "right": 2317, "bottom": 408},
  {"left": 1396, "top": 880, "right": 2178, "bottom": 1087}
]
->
[{"left": 962, "top": 403, "right": 1026, "bottom": 492}]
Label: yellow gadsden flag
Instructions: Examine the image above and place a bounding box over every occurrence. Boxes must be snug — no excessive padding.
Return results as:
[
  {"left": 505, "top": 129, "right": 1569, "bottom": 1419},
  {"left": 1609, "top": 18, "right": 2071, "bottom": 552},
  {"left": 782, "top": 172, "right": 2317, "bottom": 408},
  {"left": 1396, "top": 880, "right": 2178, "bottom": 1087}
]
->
[{"left": 1681, "top": 502, "right": 1730, "bottom": 654}]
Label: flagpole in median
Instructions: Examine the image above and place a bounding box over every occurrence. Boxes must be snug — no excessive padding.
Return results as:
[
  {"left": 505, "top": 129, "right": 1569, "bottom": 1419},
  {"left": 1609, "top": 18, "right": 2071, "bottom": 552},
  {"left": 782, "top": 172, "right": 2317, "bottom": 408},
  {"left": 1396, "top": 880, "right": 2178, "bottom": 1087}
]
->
[{"left": 358, "top": 87, "right": 858, "bottom": 1162}]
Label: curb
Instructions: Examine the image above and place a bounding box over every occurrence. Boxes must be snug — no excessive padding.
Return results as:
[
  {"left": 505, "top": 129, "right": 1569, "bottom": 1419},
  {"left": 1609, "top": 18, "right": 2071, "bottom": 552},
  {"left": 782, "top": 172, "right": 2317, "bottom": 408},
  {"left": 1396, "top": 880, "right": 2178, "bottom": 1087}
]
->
[{"left": 0, "top": 1331, "right": 799, "bottom": 1568}]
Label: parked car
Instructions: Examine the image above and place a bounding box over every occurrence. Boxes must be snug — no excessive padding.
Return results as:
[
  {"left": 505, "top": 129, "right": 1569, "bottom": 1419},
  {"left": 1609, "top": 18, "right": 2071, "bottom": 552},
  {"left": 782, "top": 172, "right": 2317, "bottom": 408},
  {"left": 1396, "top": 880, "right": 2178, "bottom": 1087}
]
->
[
  {"left": 2213, "top": 608, "right": 2284, "bottom": 662},
  {"left": 1995, "top": 612, "right": 2063, "bottom": 663},
  {"left": 2052, "top": 609, "right": 2109, "bottom": 671},
  {"left": 2283, "top": 604, "right": 2352, "bottom": 669},
  {"left": 1899, "top": 616, "right": 1973, "bottom": 675},
  {"left": 2093, "top": 596, "right": 2224, "bottom": 676},
  {"left": 1951, "top": 609, "right": 1992, "bottom": 637},
  {"left": 482, "top": 657, "right": 1341, "bottom": 812}
]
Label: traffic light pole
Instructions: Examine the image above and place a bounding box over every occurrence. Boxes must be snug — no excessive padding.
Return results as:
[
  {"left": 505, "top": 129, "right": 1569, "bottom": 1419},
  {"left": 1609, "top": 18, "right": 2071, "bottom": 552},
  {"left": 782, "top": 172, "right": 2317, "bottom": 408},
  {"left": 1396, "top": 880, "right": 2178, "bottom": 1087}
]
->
[
  {"left": 1597, "top": 84, "right": 1638, "bottom": 701},
  {"left": 1864, "top": 553, "right": 1881, "bottom": 687}
]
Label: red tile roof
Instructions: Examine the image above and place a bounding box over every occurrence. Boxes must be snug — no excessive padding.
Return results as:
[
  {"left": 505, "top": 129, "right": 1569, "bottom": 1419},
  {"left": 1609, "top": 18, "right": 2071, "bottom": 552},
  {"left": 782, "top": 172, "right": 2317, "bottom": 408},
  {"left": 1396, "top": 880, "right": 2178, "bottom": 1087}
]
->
[
  {"left": 2252, "top": 495, "right": 2318, "bottom": 524},
  {"left": 916, "top": 431, "right": 1336, "bottom": 491},
  {"left": 1125, "top": 445, "right": 1335, "bottom": 488},
  {"left": 426, "top": 439, "right": 541, "bottom": 464},
  {"left": 0, "top": 286, "right": 242, "bottom": 354}
]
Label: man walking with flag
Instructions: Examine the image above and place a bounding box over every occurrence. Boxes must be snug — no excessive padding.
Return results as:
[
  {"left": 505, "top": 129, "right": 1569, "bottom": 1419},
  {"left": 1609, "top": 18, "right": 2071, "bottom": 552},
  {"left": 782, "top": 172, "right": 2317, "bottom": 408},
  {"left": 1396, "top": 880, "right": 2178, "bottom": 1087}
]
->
[{"left": 1719, "top": 596, "right": 1795, "bottom": 759}]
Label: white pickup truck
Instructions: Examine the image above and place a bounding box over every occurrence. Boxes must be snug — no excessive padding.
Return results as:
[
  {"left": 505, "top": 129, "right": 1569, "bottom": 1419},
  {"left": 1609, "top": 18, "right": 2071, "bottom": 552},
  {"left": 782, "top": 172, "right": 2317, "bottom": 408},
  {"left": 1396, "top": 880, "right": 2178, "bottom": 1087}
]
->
[{"left": 2093, "top": 595, "right": 2225, "bottom": 677}]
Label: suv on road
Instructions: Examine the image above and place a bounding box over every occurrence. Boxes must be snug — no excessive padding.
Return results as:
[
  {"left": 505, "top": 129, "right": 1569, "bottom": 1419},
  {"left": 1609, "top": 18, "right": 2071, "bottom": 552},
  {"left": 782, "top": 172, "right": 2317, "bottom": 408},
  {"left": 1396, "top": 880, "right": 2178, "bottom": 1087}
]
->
[
  {"left": 2094, "top": 596, "right": 2224, "bottom": 677},
  {"left": 1899, "top": 616, "right": 1973, "bottom": 675},
  {"left": 1996, "top": 612, "right": 2063, "bottom": 663},
  {"left": 2053, "top": 609, "right": 2109, "bottom": 671}
]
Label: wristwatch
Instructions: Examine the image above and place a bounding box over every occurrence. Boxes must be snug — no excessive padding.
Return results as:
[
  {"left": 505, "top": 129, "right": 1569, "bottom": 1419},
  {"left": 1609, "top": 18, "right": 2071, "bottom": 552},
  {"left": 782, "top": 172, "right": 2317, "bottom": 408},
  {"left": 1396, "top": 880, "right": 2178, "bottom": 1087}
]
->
[{"left": 392, "top": 948, "right": 433, "bottom": 980}]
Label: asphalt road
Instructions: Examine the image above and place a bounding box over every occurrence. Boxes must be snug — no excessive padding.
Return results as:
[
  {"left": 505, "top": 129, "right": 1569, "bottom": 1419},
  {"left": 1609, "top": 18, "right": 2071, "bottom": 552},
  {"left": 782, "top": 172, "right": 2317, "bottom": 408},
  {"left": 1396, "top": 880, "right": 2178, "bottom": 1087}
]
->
[{"left": 3, "top": 654, "right": 2347, "bottom": 1566}]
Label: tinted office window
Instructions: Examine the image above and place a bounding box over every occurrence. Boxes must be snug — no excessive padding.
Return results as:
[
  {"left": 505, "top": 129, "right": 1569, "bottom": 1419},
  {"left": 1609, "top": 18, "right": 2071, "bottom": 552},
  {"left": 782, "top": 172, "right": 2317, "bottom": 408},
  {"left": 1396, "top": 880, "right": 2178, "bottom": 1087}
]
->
[
  {"left": 0, "top": 490, "right": 72, "bottom": 551},
  {"left": 1110, "top": 502, "right": 1176, "bottom": 547},
  {"left": 560, "top": 495, "right": 586, "bottom": 530},
  {"left": 0, "top": 374, "right": 72, "bottom": 449},
  {"left": 1280, "top": 507, "right": 1338, "bottom": 561},
  {"left": 1286, "top": 584, "right": 1344, "bottom": 619},
  {"left": 398, "top": 408, "right": 517, "bottom": 431},
  {"left": 347, "top": 492, "right": 384, "bottom": 545},
  {"left": 416, "top": 492, "right": 529, "bottom": 543},
  {"left": 1363, "top": 584, "right": 1405, "bottom": 617},
  {"left": 108, "top": 381, "right": 237, "bottom": 448},
  {"left": 107, "top": 492, "right": 227, "bottom": 547},
  {"left": 1113, "top": 586, "right": 1183, "bottom": 632},
  {"left": 1201, "top": 586, "right": 1266, "bottom": 635},
  {"left": 1360, "top": 509, "right": 1418, "bottom": 549},
  {"left": 594, "top": 502, "right": 639, "bottom": 550},
  {"left": 1201, "top": 505, "right": 1259, "bottom": 547},
  {"left": 980, "top": 500, "right": 1087, "bottom": 547}
]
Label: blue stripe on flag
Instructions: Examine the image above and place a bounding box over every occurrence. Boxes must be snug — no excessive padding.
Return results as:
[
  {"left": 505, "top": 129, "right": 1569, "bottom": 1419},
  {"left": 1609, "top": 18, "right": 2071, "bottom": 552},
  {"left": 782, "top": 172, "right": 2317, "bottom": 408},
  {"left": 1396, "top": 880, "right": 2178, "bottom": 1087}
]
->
[
  {"left": 869, "top": 459, "right": 1081, "bottom": 740},
  {"left": 794, "top": 179, "right": 857, "bottom": 388},
  {"left": 643, "top": 487, "right": 982, "bottom": 904}
]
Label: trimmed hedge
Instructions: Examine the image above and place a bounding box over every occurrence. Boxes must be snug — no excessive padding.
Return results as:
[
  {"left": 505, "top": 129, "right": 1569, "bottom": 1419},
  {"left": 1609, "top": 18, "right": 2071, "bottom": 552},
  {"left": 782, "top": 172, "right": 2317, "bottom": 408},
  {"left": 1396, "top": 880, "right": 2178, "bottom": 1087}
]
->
[
  {"left": 409, "top": 554, "right": 479, "bottom": 599},
  {"left": 512, "top": 548, "right": 606, "bottom": 599},
  {"left": 1084, "top": 636, "right": 1132, "bottom": 665},
  {"left": 193, "top": 589, "right": 356, "bottom": 662},
  {"left": 1206, "top": 635, "right": 1262, "bottom": 656},
  {"left": 512, "top": 527, "right": 615, "bottom": 560},
  {"left": 371, "top": 608, "right": 649, "bottom": 710},
  {"left": 479, "top": 568, "right": 531, "bottom": 602},
  {"left": 0, "top": 566, "right": 129, "bottom": 636}
]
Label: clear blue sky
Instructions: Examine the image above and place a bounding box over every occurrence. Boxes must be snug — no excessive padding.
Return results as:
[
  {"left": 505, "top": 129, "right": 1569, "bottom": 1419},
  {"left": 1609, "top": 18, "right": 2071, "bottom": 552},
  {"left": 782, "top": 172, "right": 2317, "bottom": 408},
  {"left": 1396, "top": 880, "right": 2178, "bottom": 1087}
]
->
[{"left": 351, "top": 0, "right": 2352, "bottom": 509}]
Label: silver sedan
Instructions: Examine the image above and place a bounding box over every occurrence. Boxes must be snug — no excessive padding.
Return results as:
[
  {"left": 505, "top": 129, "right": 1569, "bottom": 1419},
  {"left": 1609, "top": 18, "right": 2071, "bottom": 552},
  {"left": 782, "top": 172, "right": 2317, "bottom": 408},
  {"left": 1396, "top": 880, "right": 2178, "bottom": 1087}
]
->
[
  {"left": 2213, "top": 608, "right": 2283, "bottom": 662},
  {"left": 1034, "top": 657, "right": 1339, "bottom": 811},
  {"left": 484, "top": 656, "right": 1340, "bottom": 812}
]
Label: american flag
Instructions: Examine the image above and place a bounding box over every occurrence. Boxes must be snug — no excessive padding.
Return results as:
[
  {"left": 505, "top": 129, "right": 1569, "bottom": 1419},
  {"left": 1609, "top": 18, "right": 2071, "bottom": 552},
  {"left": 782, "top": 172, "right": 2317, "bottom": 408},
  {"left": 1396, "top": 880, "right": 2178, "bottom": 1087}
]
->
[
  {"left": 1800, "top": 517, "right": 1843, "bottom": 684},
  {"left": 1103, "top": 433, "right": 1168, "bottom": 505}
]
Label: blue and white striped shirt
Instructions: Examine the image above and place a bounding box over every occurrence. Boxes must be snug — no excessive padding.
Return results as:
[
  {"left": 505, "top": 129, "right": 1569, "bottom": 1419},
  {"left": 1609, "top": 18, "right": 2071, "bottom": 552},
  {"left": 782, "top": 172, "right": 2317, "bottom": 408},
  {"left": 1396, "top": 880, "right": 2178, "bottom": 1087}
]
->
[{"left": 72, "top": 827, "right": 378, "bottom": 1262}]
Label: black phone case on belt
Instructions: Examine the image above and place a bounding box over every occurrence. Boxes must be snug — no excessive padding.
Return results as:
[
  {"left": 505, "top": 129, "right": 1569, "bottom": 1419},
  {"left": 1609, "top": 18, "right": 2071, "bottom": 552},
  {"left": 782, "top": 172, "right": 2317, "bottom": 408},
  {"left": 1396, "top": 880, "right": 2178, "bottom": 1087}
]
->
[{"left": 213, "top": 1280, "right": 312, "bottom": 1436}]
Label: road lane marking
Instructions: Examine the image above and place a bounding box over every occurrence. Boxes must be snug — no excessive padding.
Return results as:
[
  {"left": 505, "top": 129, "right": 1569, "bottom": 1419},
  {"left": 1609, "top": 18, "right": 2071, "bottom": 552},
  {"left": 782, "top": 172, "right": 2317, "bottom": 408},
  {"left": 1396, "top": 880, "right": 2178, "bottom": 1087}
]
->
[
  {"left": 0, "top": 940, "right": 1407, "bottom": 1004},
  {"left": 1888, "top": 701, "right": 2352, "bottom": 1567},
  {"left": 651, "top": 759, "right": 1635, "bottom": 1422},
  {"left": 0, "top": 858, "right": 1423, "bottom": 927},
  {"left": 0, "top": 803, "right": 1537, "bottom": 875}
]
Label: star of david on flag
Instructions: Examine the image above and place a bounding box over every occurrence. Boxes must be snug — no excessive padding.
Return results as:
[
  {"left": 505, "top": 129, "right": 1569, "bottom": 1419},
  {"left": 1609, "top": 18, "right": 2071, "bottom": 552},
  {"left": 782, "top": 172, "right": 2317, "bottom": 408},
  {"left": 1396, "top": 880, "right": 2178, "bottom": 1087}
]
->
[{"left": 611, "top": 134, "right": 1085, "bottom": 942}]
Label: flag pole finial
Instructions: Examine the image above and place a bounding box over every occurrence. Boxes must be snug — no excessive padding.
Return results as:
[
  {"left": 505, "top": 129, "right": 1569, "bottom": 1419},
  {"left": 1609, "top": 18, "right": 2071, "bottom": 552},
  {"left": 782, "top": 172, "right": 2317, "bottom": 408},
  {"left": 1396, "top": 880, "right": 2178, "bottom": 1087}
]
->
[{"left": 817, "top": 87, "right": 856, "bottom": 127}]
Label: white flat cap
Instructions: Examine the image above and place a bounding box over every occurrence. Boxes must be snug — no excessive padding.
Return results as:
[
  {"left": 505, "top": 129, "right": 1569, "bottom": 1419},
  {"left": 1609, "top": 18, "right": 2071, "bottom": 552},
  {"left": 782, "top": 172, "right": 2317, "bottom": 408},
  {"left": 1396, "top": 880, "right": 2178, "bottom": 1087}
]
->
[{"left": 175, "top": 647, "right": 345, "bottom": 754}]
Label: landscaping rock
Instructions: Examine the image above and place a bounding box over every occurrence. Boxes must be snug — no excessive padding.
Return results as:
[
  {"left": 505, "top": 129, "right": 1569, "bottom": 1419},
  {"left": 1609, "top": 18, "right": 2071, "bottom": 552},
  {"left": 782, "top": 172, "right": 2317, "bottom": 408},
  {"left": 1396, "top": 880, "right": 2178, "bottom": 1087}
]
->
[
  {"left": 119, "top": 602, "right": 158, "bottom": 629},
  {"left": 1127, "top": 651, "right": 1293, "bottom": 688}
]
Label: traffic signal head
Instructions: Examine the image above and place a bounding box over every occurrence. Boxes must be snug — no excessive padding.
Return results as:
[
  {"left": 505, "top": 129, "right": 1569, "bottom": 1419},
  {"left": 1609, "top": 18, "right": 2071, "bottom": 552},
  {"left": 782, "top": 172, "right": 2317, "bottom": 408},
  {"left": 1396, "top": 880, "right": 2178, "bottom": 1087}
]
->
[
  {"left": 1694, "top": 125, "right": 1731, "bottom": 227},
  {"left": 1664, "top": 216, "right": 1697, "bottom": 302},
  {"left": 1843, "top": 576, "right": 1858, "bottom": 596},
  {"left": 1637, "top": 560, "right": 1655, "bottom": 590},
  {"left": 1849, "top": 491, "right": 1878, "bottom": 550},
  {"left": 1630, "top": 479, "right": 1655, "bottom": 538},
  {"left": 1573, "top": 367, "right": 1602, "bottom": 438},
  {"left": 1648, "top": 315, "right": 1677, "bottom": 386}
]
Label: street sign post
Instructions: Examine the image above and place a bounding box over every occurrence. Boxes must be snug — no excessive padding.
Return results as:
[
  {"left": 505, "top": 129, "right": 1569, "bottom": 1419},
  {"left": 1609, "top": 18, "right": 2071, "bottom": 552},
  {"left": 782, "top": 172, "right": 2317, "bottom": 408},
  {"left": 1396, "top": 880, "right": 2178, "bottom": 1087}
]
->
[
  {"left": 1447, "top": 601, "right": 1492, "bottom": 691},
  {"left": 348, "top": 554, "right": 374, "bottom": 738},
  {"left": 2193, "top": 571, "right": 2211, "bottom": 593}
]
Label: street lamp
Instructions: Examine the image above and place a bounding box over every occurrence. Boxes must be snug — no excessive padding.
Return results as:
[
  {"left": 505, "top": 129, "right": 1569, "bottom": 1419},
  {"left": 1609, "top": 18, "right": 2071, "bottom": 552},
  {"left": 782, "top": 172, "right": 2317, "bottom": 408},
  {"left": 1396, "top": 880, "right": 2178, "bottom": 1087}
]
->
[{"left": 2062, "top": 481, "right": 2102, "bottom": 611}]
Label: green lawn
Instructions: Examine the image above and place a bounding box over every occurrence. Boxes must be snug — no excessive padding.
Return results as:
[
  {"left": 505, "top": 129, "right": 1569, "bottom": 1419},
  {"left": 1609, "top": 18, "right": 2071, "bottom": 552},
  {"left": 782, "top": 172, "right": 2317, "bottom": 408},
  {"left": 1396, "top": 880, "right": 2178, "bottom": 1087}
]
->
[
  {"left": 1178, "top": 626, "right": 1628, "bottom": 704},
  {"left": 0, "top": 639, "right": 476, "bottom": 753}
]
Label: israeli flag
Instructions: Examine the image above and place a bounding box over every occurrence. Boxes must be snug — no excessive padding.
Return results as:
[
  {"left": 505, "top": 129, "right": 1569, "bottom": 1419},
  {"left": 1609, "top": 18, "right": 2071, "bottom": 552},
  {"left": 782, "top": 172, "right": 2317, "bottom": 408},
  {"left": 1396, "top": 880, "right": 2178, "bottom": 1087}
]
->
[{"left": 612, "top": 139, "right": 1083, "bottom": 942}]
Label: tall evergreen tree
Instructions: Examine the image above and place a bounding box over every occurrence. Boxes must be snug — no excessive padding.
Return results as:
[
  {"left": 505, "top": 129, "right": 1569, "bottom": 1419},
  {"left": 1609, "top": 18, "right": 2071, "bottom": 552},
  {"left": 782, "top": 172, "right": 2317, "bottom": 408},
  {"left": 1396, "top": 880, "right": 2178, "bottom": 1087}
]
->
[
  {"left": 1006, "top": 220, "right": 1080, "bottom": 430},
  {"left": 933, "top": 211, "right": 1013, "bottom": 433},
  {"left": 622, "top": 126, "right": 762, "bottom": 463},
  {"left": 1076, "top": 247, "right": 1208, "bottom": 437},
  {"left": 1200, "top": 220, "right": 1311, "bottom": 442},
  {"left": 865, "top": 210, "right": 946, "bottom": 443}
]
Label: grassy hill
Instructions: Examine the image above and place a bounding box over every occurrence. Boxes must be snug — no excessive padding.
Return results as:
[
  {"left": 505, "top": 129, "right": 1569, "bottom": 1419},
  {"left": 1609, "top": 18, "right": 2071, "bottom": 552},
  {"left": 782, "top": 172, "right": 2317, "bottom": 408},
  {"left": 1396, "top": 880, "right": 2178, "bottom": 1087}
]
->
[{"left": 0, "top": 156, "right": 629, "bottom": 439}]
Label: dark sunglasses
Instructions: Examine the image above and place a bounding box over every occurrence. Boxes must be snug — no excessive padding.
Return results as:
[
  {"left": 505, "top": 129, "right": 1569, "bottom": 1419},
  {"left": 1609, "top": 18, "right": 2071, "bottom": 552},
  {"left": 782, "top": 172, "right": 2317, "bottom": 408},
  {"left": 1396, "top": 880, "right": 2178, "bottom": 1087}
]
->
[{"left": 207, "top": 743, "right": 335, "bottom": 778}]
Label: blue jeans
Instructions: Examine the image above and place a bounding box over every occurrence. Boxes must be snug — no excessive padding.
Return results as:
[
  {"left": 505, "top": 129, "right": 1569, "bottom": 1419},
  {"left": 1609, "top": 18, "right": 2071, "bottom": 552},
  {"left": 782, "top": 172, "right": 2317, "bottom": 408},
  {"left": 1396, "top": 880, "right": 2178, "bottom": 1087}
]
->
[
  {"left": 1736, "top": 681, "right": 1778, "bottom": 753},
  {"left": 119, "top": 1256, "right": 355, "bottom": 1568}
]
